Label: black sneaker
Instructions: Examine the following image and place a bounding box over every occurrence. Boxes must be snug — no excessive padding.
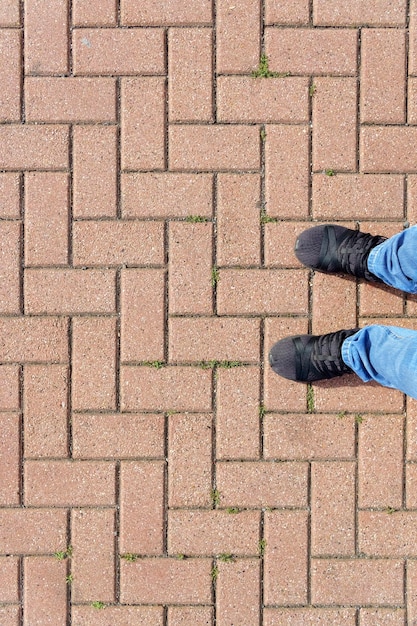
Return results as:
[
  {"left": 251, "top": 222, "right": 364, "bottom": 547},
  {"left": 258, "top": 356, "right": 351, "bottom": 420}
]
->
[
  {"left": 294, "top": 224, "right": 386, "bottom": 282},
  {"left": 269, "top": 329, "right": 359, "bottom": 382}
]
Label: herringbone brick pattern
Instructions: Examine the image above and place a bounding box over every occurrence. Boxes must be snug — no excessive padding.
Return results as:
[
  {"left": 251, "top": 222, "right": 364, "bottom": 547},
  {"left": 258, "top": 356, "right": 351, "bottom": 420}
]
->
[{"left": 0, "top": 0, "right": 417, "bottom": 624}]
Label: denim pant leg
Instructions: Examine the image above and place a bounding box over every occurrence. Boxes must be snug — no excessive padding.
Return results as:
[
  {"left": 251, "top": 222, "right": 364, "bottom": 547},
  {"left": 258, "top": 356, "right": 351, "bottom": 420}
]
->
[
  {"left": 368, "top": 225, "right": 417, "bottom": 293},
  {"left": 342, "top": 325, "right": 417, "bottom": 399}
]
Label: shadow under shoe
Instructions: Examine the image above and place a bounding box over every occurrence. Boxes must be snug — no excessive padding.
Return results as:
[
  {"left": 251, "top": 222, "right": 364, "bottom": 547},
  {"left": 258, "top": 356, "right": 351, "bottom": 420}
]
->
[
  {"left": 294, "top": 224, "right": 386, "bottom": 282},
  {"left": 269, "top": 329, "right": 359, "bottom": 382}
]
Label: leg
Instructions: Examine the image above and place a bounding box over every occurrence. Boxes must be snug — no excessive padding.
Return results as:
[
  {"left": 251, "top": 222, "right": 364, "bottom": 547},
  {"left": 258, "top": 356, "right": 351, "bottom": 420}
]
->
[
  {"left": 294, "top": 223, "right": 417, "bottom": 293},
  {"left": 269, "top": 324, "right": 417, "bottom": 399},
  {"left": 342, "top": 324, "right": 417, "bottom": 398},
  {"left": 367, "top": 225, "right": 417, "bottom": 293}
]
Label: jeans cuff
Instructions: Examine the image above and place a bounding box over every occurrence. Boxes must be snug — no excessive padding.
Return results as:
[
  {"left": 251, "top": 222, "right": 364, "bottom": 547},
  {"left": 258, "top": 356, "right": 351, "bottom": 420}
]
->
[{"left": 341, "top": 336, "right": 353, "bottom": 369}]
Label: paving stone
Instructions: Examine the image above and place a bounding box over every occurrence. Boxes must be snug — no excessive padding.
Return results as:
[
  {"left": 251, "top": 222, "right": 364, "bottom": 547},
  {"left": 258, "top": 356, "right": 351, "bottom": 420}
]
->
[
  {"left": 121, "top": 77, "right": 166, "bottom": 170},
  {"left": 24, "top": 460, "right": 116, "bottom": 506},
  {"left": 120, "top": 268, "right": 165, "bottom": 363},
  {"left": 0, "top": 172, "right": 20, "bottom": 218},
  {"left": 359, "top": 511, "right": 417, "bottom": 557},
  {"left": 169, "top": 125, "right": 260, "bottom": 171},
  {"left": 72, "top": 606, "right": 164, "bottom": 626},
  {"left": 0, "top": 413, "right": 20, "bottom": 505},
  {"left": 168, "top": 510, "right": 260, "bottom": 556},
  {"left": 0, "top": 30, "right": 21, "bottom": 122},
  {"left": 313, "top": 0, "right": 407, "bottom": 25},
  {"left": 120, "top": 558, "right": 212, "bottom": 605},
  {"left": 120, "top": 0, "right": 213, "bottom": 25},
  {"left": 24, "top": 0, "right": 68, "bottom": 74},
  {"left": 359, "top": 609, "right": 406, "bottom": 626},
  {"left": 312, "top": 272, "right": 357, "bottom": 335},
  {"left": 216, "top": 366, "right": 260, "bottom": 460},
  {"left": 72, "top": 413, "right": 164, "bottom": 459},
  {"left": 168, "top": 317, "right": 260, "bottom": 362},
  {"left": 264, "top": 510, "right": 308, "bottom": 605},
  {"left": 72, "top": 0, "right": 117, "bottom": 26},
  {"left": 23, "top": 365, "right": 68, "bottom": 458},
  {"left": 265, "top": 125, "right": 310, "bottom": 218},
  {"left": 311, "top": 461, "right": 356, "bottom": 556},
  {"left": 120, "top": 366, "right": 212, "bottom": 412},
  {"left": 167, "top": 607, "right": 213, "bottom": 626},
  {"left": 72, "top": 317, "right": 116, "bottom": 411},
  {"left": 360, "top": 29, "right": 406, "bottom": 124},
  {"left": 71, "top": 508, "right": 116, "bottom": 602},
  {"left": 216, "top": 0, "right": 260, "bottom": 73},
  {"left": 0, "top": 556, "right": 19, "bottom": 602},
  {"left": 168, "top": 28, "right": 213, "bottom": 122},
  {"left": 73, "top": 28, "right": 165, "bottom": 75},
  {"left": 263, "top": 608, "right": 356, "bottom": 626},
  {"left": 73, "top": 126, "right": 117, "bottom": 218},
  {"left": 168, "top": 413, "right": 212, "bottom": 507},
  {"left": 24, "top": 557, "right": 67, "bottom": 626},
  {"left": 73, "top": 221, "right": 164, "bottom": 267},
  {"left": 24, "top": 269, "right": 116, "bottom": 314},
  {"left": 0, "top": 0, "right": 20, "bottom": 26},
  {"left": 265, "top": 27, "right": 357, "bottom": 75},
  {"left": 263, "top": 413, "right": 356, "bottom": 461},
  {"left": 216, "top": 460, "right": 308, "bottom": 508},
  {"left": 0, "top": 221, "right": 21, "bottom": 314},
  {"left": 0, "top": 125, "right": 68, "bottom": 170},
  {"left": 0, "top": 509, "right": 67, "bottom": 554},
  {"left": 0, "top": 365, "right": 19, "bottom": 410},
  {"left": 25, "top": 172, "right": 69, "bottom": 266},
  {"left": 265, "top": 0, "right": 310, "bottom": 25},
  {"left": 121, "top": 172, "right": 213, "bottom": 218},
  {"left": 168, "top": 222, "right": 213, "bottom": 315},
  {"left": 407, "top": 559, "right": 417, "bottom": 624},
  {"left": 217, "top": 76, "right": 309, "bottom": 123},
  {"left": 358, "top": 415, "right": 404, "bottom": 509},
  {"left": 217, "top": 269, "right": 308, "bottom": 315},
  {"left": 312, "top": 174, "right": 405, "bottom": 219},
  {"left": 25, "top": 77, "right": 116, "bottom": 122},
  {"left": 119, "top": 461, "right": 165, "bottom": 554},
  {"left": 311, "top": 558, "right": 404, "bottom": 605},
  {"left": 0, "top": 317, "right": 68, "bottom": 363},
  {"left": 217, "top": 559, "right": 260, "bottom": 626},
  {"left": 361, "top": 127, "right": 417, "bottom": 173},
  {"left": 217, "top": 173, "right": 261, "bottom": 266},
  {"left": 312, "top": 77, "right": 358, "bottom": 172}
]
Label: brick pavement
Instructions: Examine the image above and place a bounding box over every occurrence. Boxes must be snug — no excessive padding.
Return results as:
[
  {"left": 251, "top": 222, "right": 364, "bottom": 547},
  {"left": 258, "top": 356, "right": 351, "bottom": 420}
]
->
[{"left": 0, "top": 1, "right": 417, "bottom": 624}]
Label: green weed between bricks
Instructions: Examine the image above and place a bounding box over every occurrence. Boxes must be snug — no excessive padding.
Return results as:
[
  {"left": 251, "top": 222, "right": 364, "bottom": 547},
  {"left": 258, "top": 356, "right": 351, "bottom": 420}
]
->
[
  {"left": 199, "top": 360, "right": 243, "bottom": 370},
  {"left": 252, "top": 54, "right": 290, "bottom": 79},
  {"left": 260, "top": 207, "right": 277, "bottom": 224},
  {"left": 185, "top": 215, "right": 210, "bottom": 223}
]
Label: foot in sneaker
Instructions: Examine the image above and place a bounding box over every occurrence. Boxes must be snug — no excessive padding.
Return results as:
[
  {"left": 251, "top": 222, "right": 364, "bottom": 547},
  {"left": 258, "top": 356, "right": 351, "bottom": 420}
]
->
[
  {"left": 294, "top": 224, "right": 386, "bottom": 282},
  {"left": 269, "top": 329, "right": 359, "bottom": 382}
]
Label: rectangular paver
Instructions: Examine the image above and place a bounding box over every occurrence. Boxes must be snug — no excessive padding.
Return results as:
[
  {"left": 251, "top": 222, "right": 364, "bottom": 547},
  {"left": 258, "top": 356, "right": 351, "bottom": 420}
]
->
[
  {"left": 25, "top": 77, "right": 116, "bottom": 122},
  {"left": 265, "top": 28, "right": 358, "bottom": 75},
  {"left": 24, "top": 0, "right": 68, "bottom": 74},
  {"left": 73, "top": 28, "right": 165, "bottom": 75},
  {"left": 168, "top": 28, "right": 213, "bottom": 122},
  {"left": 169, "top": 125, "right": 260, "bottom": 171},
  {"left": 0, "top": 30, "right": 21, "bottom": 122}
]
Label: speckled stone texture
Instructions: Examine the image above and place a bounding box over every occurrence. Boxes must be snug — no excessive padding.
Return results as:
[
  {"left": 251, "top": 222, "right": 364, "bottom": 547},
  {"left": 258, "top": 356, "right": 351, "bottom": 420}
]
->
[{"left": 1, "top": 0, "right": 417, "bottom": 623}]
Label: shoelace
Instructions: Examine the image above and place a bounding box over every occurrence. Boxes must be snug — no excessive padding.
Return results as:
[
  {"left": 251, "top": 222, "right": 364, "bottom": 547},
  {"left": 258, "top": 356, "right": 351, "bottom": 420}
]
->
[
  {"left": 294, "top": 331, "right": 355, "bottom": 381},
  {"left": 319, "top": 226, "right": 386, "bottom": 279}
]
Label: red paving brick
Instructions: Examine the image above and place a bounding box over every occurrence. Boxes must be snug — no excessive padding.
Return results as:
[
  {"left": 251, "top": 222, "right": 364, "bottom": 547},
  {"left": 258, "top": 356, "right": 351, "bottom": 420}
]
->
[
  {"left": 72, "top": 126, "right": 118, "bottom": 218},
  {"left": 3, "top": 3, "right": 417, "bottom": 623}
]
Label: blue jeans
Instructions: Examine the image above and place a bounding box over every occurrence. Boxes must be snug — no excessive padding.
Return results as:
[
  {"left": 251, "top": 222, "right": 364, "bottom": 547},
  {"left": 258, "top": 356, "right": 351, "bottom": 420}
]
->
[{"left": 341, "top": 226, "right": 417, "bottom": 398}]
